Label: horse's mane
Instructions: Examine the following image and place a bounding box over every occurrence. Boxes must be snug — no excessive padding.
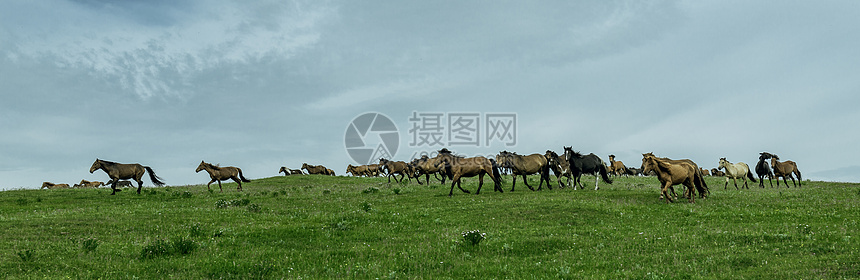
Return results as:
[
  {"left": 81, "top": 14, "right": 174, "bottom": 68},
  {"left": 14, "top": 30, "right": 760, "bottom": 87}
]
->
[
  {"left": 98, "top": 159, "right": 119, "bottom": 165},
  {"left": 203, "top": 162, "right": 222, "bottom": 170}
]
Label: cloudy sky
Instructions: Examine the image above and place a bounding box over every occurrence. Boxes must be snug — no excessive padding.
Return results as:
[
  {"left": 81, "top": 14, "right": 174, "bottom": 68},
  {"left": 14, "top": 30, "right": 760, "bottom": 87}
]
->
[{"left": 2, "top": 0, "right": 859, "bottom": 190}]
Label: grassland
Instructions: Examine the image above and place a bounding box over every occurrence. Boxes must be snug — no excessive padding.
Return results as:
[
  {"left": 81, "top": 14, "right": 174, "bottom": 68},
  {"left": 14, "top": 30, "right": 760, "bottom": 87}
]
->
[{"left": 1, "top": 174, "right": 858, "bottom": 279}]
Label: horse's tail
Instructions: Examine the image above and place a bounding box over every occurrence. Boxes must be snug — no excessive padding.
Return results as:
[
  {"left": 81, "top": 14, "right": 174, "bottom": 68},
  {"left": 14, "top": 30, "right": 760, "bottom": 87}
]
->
[
  {"left": 238, "top": 168, "right": 251, "bottom": 182},
  {"left": 144, "top": 166, "right": 166, "bottom": 187},
  {"left": 695, "top": 169, "right": 709, "bottom": 198},
  {"left": 746, "top": 167, "right": 757, "bottom": 182},
  {"left": 795, "top": 166, "right": 802, "bottom": 186},
  {"left": 485, "top": 158, "right": 502, "bottom": 184},
  {"left": 599, "top": 164, "right": 613, "bottom": 184}
]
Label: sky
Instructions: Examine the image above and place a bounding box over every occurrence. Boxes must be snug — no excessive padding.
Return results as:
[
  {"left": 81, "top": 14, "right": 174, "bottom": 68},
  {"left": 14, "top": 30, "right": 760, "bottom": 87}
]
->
[{"left": 2, "top": 0, "right": 859, "bottom": 190}]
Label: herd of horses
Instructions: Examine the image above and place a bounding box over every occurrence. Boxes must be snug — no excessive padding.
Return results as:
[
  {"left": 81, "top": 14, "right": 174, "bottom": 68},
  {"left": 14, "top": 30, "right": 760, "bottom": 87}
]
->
[{"left": 40, "top": 151, "right": 802, "bottom": 203}]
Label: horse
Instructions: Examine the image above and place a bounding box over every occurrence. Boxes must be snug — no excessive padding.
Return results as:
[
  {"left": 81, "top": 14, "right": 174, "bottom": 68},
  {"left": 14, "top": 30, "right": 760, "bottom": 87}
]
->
[
  {"left": 769, "top": 153, "right": 802, "bottom": 188},
  {"left": 641, "top": 153, "right": 709, "bottom": 199},
  {"left": 195, "top": 161, "right": 251, "bottom": 192},
  {"left": 700, "top": 168, "right": 711, "bottom": 176},
  {"left": 562, "top": 147, "right": 613, "bottom": 190},
  {"left": 717, "top": 158, "right": 757, "bottom": 190},
  {"left": 279, "top": 167, "right": 304, "bottom": 176},
  {"left": 755, "top": 152, "right": 774, "bottom": 188},
  {"left": 608, "top": 155, "right": 629, "bottom": 177},
  {"left": 435, "top": 149, "right": 502, "bottom": 196},
  {"left": 41, "top": 182, "right": 70, "bottom": 189},
  {"left": 74, "top": 179, "right": 104, "bottom": 188},
  {"left": 379, "top": 158, "right": 409, "bottom": 183},
  {"left": 407, "top": 155, "right": 447, "bottom": 185},
  {"left": 710, "top": 168, "right": 725, "bottom": 177},
  {"left": 496, "top": 151, "right": 551, "bottom": 191},
  {"left": 302, "top": 163, "right": 333, "bottom": 175},
  {"left": 641, "top": 153, "right": 706, "bottom": 203},
  {"left": 346, "top": 164, "right": 368, "bottom": 177},
  {"left": 545, "top": 150, "right": 572, "bottom": 188},
  {"left": 106, "top": 179, "right": 135, "bottom": 188},
  {"left": 90, "top": 159, "right": 165, "bottom": 195}
]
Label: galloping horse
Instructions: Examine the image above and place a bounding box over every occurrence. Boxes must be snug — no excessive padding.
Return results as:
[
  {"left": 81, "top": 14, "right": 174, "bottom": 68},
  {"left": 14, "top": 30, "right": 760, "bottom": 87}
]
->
[
  {"left": 196, "top": 161, "right": 251, "bottom": 192},
  {"left": 641, "top": 153, "right": 706, "bottom": 203},
  {"left": 302, "top": 163, "right": 334, "bottom": 175},
  {"left": 608, "top": 155, "right": 629, "bottom": 177},
  {"left": 563, "top": 147, "right": 613, "bottom": 190},
  {"left": 755, "top": 152, "right": 774, "bottom": 188},
  {"left": 379, "top": 158, "right": 409, "bottom": 183},
  {"left": 718, "top": 158, "right": 757, "bottom": 190},
  {"left": 90, "top": 159, "right": 165, "bottom": 195},
  {"left": 545, "top": 150, "right": 572, "bottom": 188},
  {"left": 769, "top": 153, "right": 802, "bottom": 188},
  {"left": 641, "top": 153, "right": 709, "bottom": 199},
  {"left": 41, "top": 182, "right": 70, "bottom": 189},
  {"left": 496, "top": 151, "right": 551, "bottom": 191},
  {"left": 279, "top": 167, "right": 304, "bottom": 176},
  {"left": 436, "top": 149, "right": 502, "bottom": 196},
  {"left": 409, "top": 155, "right": 447, "bottom": 185}
]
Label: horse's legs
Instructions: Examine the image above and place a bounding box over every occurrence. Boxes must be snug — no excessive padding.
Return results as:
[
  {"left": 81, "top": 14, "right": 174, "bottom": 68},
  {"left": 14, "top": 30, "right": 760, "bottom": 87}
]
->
[
  {"left": 110, "top": 179, "right": 118, "bottom": 195},
  {"left": 206, "top": 179, "right": 215, "bottom": 191},
  {"left": 522, "top": 175, "right": 536, "bottom": 191},
  {"left": 231, "top": 176, "right": 242, "bottom": 191},
  {"left": 683, "top": 182, "right": 695, "bottom": 203},
  {"left": 217, "top": 180, "right": 224, "bottom": 192},
  {"left": 136, "top": 179, "right": 144, "bottom": 194},
  {"left": 594, "top": 175, "right": 599, "bottom": 190},
  {"left": 475, "top": 174, "right": 484, "bottom": 195},
  {"left": 510, "top": 174, "right": 517, "bottom": 192},
  {"left": 662, "top": 182, "right": 674, "bottom": 203}
]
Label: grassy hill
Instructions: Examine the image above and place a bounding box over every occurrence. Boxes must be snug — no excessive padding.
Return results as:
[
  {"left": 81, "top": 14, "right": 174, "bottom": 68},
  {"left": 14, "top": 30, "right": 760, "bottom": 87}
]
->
[{"left": 1, "top": 175, "right": 858, "bottom": 279}]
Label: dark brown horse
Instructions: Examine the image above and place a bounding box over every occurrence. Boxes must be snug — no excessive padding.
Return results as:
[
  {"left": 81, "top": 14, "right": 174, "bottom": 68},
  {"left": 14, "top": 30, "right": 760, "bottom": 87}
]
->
[
  {"left": 545, "top": 150, "right": 572, "bottom": 188},
  {"left": 641, "top": 153, "right": 706, "bottom": 203},
  {"left": 196, "top": 161, "right": 251, "bottom": 192},
  {"left": 496, "top": 151, "right": 550, "bottom": 191},
  {"left": 755, "top": 152, "right": 774, "bottom": 188},
  {"left": 409, "top": 155, "right": 448, "bottom": 185},
  {"left": 90, "top": 159, "right": 165, "bottom": 195},
  {"left": 769, "top": 153, "right": 802, "bottom": 188},
  {"left": 379, "top": 158, "right": 409, "bottom": 183},
  {"left": 436, "top": 149, "right": 502, "bottom": 196},
  {"left": 302, "top": 163, "right": 334, "bottom": 175}
]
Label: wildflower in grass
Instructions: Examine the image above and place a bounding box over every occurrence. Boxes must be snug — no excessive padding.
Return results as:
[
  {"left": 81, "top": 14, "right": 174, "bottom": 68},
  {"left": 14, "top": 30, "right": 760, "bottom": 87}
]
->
[{"left": 461, "top": 230, "right": 487, "bottom": 246}]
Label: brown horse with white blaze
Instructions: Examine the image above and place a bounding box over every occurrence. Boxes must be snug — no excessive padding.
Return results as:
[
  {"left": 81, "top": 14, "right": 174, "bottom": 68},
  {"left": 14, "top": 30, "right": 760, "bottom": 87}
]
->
[
  {"left": 196, "top": 161, "right": 251, "bottom": 192},
  {"left": 90, "top": 159, "right": 165, "bottom": 195}
]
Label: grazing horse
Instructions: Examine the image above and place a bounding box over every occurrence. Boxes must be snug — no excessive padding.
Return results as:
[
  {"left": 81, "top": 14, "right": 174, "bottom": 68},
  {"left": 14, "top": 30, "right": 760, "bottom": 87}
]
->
[
  {"left": 496, "top": 151, "right": 551, "bottom": 191},
  {"left": 279, "top": 167, "right": 304, "bottom": 176},
  {"left": 302, "top": 163, "right": 333, "bottom": 175},
  {"left": 562, "top": 147, "right": 613, "bottom": 190},
  {"left": 718, "top": 158, "right": 757, "bottom": 190},
  {"left": 90, "top": 159, "right": 165, "bottom": 195},
  {"left": 769, "top": 154, "right": 802, "bottom": 188},
  {"left": 608, "top": 155, "right": 629, "bottom": 177},
  {"left": 545, "top": 150, "right": 572, "bottom": 188},
  {"left": 41, "top": 182, "right": 70, "bottom": 189},
  {"left": 755, "top": 153, "right": 774, "bottom": 188},
  {"left": 641, "top": 153, "right": 709, "bottom": 199},
  {"left": 195, "top": 161, "right": 251, "bottom": 192},
  {"left": 379, "top": 158, "right": 409, "bottom": 183},
  {"left": 435, "top": 149, "right": 502, "bottom": 196},
  {"left": 700, "top": 168, "right": 711, "bottom": 176},
  {"left": 710, "top": 168, "right": 725, "bottom": 177},
  {"left": 641, "top": 154, "right": 706, "bottom": 203},
  {"left": 74, "top": 179, "right": 104, "bottom": 188}
]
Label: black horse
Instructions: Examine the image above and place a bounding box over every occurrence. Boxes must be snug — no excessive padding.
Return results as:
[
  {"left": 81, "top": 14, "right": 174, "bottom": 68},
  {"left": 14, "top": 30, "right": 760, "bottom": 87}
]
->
[
  {"left": 755, "top": 152, "right": 775, "bottom": 188},
  {"left": 562, "top": 147, "right": 613, "bottom": 190}
]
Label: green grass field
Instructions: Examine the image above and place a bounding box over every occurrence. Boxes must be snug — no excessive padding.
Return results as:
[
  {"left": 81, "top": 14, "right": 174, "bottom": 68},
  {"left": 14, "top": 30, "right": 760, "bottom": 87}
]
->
[{"left": 1, "top": 174, "right": 858, "bottom": 279}]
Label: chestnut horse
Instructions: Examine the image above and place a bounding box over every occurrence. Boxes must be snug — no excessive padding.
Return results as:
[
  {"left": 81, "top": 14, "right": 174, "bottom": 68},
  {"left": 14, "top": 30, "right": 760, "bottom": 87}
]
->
[
  {"left": 196, "top": 161, "right": 251, "bottom": 192},
  {"left": 435, "top": 149, "right": 502, "bottom": 196},
  {"left": 41, "top": 182, "right": 70, "bottom": 189},
  {"left": 90, "top": 159, "right": 165, "bottom": 195},
  {"left": 769, "top": 153, "right": 802, "bottom": 187},
  {"left": 496, "top": 151, "right": 551, "bottom": 191},
  {"left": 718, "top": 158, "right": 757, "bottom": 190},
  {"left": 302, "top": 163, "right": 335, "bottom": 176},
  {"left": 641, "top": 153, "right": 706, "bottom": 203},
  {"left": 608, "top": 155, "right": 629, "bottom": 177},
  {"left": 641, "top": 153, "right": 709, "bottom": 199}
]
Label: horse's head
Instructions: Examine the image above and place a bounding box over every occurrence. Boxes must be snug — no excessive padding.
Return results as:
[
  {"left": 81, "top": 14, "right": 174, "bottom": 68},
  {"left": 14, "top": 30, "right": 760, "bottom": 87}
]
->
[
  {"left": 89, "top": 159, "right": 102, "bottom": 173},
  {"left": 718, "top": 158, "right": 729, "bottom": 170},
  {"left": 301, "top": 163, "right": 309, "bottom": 170},
  {"left": 195, "top": 161, "right": 207, "bottom": 173},
  {"left": 641, "top": 154, "right": 658, "bottom": 174},
  {"left": 279, "top": 167, "right": 287, "bottom": 174}
]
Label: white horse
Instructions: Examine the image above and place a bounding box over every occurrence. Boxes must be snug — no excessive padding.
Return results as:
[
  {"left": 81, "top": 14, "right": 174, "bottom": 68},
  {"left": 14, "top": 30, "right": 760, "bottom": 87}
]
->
[{"left": 718, "top": 158, "right": 757, "bottom": 190}]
